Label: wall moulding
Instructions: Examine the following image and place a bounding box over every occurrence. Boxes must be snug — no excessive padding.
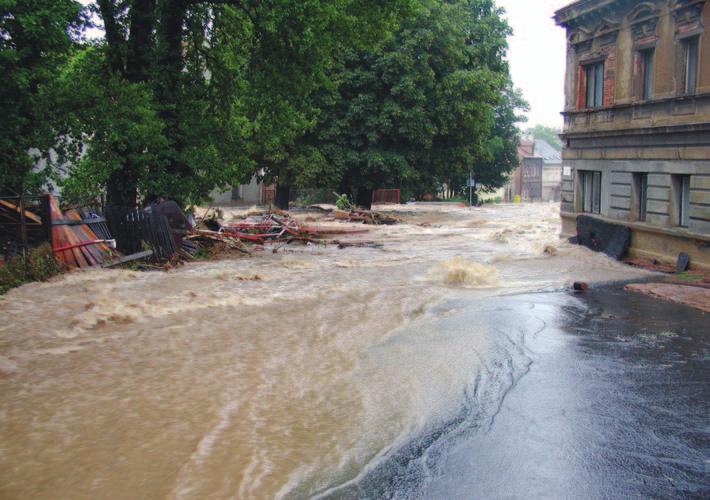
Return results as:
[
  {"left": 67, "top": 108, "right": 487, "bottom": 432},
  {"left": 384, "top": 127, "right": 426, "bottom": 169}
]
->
[
  {"left": 569, "top": 13, "right": 622, "bottom": 53},
  {"left": 631, "top": 16, "right": 660, "bottom": 41},
  {"left": 672, "top": 0, "right": 706, "bottom": 33}
]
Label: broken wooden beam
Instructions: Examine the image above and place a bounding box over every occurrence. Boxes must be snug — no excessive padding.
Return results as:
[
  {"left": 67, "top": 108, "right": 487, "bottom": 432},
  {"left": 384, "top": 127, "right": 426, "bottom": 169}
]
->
[
  {"left": 0, "top": 199, "right": 42, "bottom": 223},
  {"left": 102, "top": 250, "right": 154, "bottom": 268}
]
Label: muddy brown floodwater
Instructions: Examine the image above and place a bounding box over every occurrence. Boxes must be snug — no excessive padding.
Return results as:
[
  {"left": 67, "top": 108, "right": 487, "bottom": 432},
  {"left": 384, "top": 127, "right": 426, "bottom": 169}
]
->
[{"left": 0, "top": 203, "right": 652, "bottom": 499}]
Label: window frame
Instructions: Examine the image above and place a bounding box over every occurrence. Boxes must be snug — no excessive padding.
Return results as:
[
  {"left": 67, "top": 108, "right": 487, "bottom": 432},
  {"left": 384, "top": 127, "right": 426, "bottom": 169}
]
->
[
  {"left": 639, "top": 48, "right": 654, "bottom": 100},
  {"left": 682, "top": 36, "right": 699, "bottom": 95},
  {"left": 671, "top": 175, "right": 691, "bottom": 227},
  {"left": 633, "top": 173, "right": 648, "bottom": 221},
  {"left": 580, "top": 170, "right": 602, "bottom": 214},
  {"left": 584, "top": 61, "right": 605, "bottom": 108}
]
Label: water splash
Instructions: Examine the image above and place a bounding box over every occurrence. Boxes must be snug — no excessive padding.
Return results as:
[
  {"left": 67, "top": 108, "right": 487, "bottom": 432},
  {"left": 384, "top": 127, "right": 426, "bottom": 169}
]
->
[{"left": 429, "top": 257, "right": 499, "bottom": 288}]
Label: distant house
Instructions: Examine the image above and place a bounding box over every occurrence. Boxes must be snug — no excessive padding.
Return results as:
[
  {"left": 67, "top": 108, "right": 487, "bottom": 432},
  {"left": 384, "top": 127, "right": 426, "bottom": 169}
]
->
[
  {"left": 535, "top": 139, "right": 563, "bottom": 202},
  {"left": 209, "top": 174, "right": 273, "bottom": 206},
  {"left": 504, "top": 139, "right": 533, "bottom": 202},
  {"left": 504, "top": 139, "right": 562, "bottom": 202}
]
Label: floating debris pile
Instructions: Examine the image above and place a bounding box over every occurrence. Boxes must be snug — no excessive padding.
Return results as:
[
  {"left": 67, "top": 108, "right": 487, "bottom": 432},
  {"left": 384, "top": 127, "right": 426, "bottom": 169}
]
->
[
  {"left": 192, "top": 211, "right": 373, "bottom": 249},
  {"left": 333, "top": 208, "right": 399, "bottom": 225},
  {"left": 218, "top": 213, "right": 324, "bottom": 244},
  {"left": 2, "top": 196, "right": 394, "bottom": 277}
]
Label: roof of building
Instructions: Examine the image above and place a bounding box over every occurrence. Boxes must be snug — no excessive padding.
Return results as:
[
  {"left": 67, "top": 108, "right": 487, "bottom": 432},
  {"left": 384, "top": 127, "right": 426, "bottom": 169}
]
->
[
  {"left": 533, "top": 139, "right": 562, "bottom": 165},
  {"left": 517, "top": 139, "right": 535, "bottom": 159},
  {"left": 516, "top": 138, "right": 561, "bottom": 165}
]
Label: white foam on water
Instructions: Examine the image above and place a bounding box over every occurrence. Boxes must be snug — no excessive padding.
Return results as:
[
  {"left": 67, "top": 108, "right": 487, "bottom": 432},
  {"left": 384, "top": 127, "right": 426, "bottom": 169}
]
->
[{"left": 429, "top": 257, "right": 500, "bottom": 288}]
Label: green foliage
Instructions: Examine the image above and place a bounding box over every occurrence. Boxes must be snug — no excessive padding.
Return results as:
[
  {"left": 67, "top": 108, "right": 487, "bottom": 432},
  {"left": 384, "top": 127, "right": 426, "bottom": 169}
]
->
[
  {"left": 3, "top": 0, "right": 524, "bottom": 208},
  {"left": 57, "top": 1, "right": 261, "bottom": 207},
  {"left": 526, "top": 124, "right": 562, "bottom": 151},
  {"left": 675, "top": 271, "right": 704, "bottom": 282},
  {"left": 192, "top": 247, "right": 212, "bottom": 261},
  {"left": 50, "top": 0, "right": 413, "bottom": 208},
  {"left": 293, "top": 188, "right": 336, "bottom": 207},
  {"left": 334, "top": 192, "right": 354, "bottom": 210},
  {"left": 239, "top": 0, "right": 416, "bottom": 197},
  {"left": 467, "top": 82, "right": 528, "bottom": 192},
  {"left": 0, "top": 244, "right": 64, "bottom": 295},
  {"left": 0, "top": 0, "right": 84, "bottom": 194},
  {"left": 54, "top": 46, "right": 167, "bottom": 205},
  {"left": 312, "top": 0, "right": 526, "bottom": 198}
]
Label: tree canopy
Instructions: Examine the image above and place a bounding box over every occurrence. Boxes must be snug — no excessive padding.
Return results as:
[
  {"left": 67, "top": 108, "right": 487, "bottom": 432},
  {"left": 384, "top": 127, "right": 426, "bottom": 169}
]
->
[
  {"left": 57, "top": 0, "right": 414, "bottom": 207},
  {"left": 1, "top": 0, "right": 526, "bottom": 208},
  {"left": 293, "top": 0, "right": 527, "bottom": 204},
  {"left": 0, "top": 0, "right": 83, "bottom": 195},
  {"left": 258, "top": 0, "right": 527, "bottom": 206}
]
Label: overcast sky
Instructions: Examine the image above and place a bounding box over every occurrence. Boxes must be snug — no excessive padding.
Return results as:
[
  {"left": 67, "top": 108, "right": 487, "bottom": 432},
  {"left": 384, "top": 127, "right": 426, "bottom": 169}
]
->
[{"left": 496, "top": 0, "right": 571, "bottom": 129}]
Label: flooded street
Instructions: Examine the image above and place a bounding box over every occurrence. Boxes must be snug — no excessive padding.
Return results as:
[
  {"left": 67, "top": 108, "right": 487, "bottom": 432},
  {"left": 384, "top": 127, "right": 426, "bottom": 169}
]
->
[{"left": 0, "top": 203, "right": 707, "bottom": 498}]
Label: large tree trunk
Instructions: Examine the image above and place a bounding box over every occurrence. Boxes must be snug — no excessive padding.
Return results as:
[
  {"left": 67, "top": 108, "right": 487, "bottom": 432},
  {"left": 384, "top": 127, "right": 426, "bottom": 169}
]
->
[
  {"left": 153, "top": 0, "right": 192, "bottom": 200},
  {"left": 356, "top": 187, "right": 372, "bottom": 210},
  {"left": 106, "top": 165, "right": 138, "bottom": 208},
  {"left": 125, "top": 0, "right": 156, "bottom": 83},
  {"left": 156, "top": 0, "right": 186, "bottom": 103},
  {"left": 96, "top": 0, "right": 125, "bottom": 75},
  {"left": 275, "top": 184, "right": 290, "bottom": 210},
  {"left": 99, "top": 0, "right": 157, "bottom": 208},
  {"left": 337, "top": 180, "right": 352, "bottom": 198}
]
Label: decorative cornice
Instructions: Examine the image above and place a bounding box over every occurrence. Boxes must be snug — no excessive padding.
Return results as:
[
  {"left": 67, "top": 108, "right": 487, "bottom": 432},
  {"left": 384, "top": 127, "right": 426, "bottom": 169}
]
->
[
  {"left": 671, "top": 0, "right": 706, "bottom": 31},
  {"left": 629, "top": 2, "right": 661, "bottom": 40},
  {"left": 555, "top": 0, "right": 621, "bottom": 27},
  {"left": 631, "top": 16, "right": 659, "bottom": 40},
  {"left": 629, "top": 1, "right": 662, "bottom": 19},
  {"left": 595, "top": 16, "right": 622, "bottom": 35},
  {"left": 560, "top": 1, "right": 626, "bottom": 50}
]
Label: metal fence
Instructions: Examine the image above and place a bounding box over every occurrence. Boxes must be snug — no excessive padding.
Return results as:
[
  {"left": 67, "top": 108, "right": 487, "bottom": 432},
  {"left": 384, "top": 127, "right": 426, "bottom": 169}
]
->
[
  {"left": 1, "top": 195, "right": 179, "bottom": 263},
  {"left": 372, "top": 189, "right": 401, "bottom": 205},
  {"left": 104, "top": 206, "right": 176, "bottom": 259}
]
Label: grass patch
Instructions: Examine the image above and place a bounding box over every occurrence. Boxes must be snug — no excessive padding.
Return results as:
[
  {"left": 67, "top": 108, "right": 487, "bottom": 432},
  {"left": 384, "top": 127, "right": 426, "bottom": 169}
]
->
[
  {"left": 0, "top": 244, "right": 64, "bottom": 295},
  {"left": 675, "top": 272, "right": 704, "bottom": 282}
]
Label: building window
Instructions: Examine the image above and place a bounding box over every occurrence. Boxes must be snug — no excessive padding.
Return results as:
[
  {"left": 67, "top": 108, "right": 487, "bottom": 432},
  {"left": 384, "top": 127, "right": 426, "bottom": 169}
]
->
[
  {"left": 585, "top": 62, "right": 604, "bottom": 108},
  {"left": 671, "top": 175, "right": 691, "bottom": 227},
  {"left": 580, "top": 170, "right": 602, "bottom": 214},
  {"left": 639, "top": 48, "right": 654, "bottom": 100},
  {"left": 682, "top": 36, "right": 699, "bottom": 94},
  {"left": 633, "top": 173, "right": 648, "bottom": 221}
]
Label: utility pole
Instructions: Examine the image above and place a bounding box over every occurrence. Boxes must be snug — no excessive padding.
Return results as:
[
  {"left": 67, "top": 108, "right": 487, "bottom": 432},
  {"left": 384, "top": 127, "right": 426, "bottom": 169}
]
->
[{"left": 468, "top": 171, "right": 475, "bottom": 207}]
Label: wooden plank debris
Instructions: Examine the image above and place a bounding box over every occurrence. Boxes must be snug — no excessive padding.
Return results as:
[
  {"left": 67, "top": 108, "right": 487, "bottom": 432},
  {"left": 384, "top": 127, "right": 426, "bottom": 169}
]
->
[
  {"left": 0, "top": 199, "right": 42, "bottom": 223},
  {"left": 48, "top": 195, "right": 113, "bottom": 268},
  {"left": 102, "top": 250, "right": 154, "bottom": 268}
]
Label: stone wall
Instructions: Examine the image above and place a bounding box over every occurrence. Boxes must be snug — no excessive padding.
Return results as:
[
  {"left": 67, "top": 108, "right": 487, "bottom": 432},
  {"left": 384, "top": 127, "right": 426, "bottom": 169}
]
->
[
  {"left": 542, "top": 164, "right": 563, "bottom": 202},
  {"left": 562, "top": 159, "right": 710, "bottom": 233}
]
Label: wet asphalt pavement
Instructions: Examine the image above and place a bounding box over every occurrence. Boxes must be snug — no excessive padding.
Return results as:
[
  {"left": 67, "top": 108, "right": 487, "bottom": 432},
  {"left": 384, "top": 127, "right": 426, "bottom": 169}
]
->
[{"left": 331, "top": 287, "right": 710, "bottom": 499}]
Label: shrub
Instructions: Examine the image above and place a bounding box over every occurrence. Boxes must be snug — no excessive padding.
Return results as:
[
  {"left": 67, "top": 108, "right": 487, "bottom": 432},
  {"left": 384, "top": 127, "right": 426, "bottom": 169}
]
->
[
  {"left": 335, "top": 193, "right": 354, "bottom": 210},
  {"left": 0, "top": 244, "right": 64, "bottom": 295},
  {"left": 293, "top": 189, "right": 336, "bottom": 207}
]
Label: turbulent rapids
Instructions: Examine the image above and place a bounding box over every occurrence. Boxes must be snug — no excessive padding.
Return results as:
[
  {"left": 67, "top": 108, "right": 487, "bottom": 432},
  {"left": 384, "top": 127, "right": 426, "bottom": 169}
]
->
[{"left": 0, "top": 203, "right": 650, "bottom": 499}]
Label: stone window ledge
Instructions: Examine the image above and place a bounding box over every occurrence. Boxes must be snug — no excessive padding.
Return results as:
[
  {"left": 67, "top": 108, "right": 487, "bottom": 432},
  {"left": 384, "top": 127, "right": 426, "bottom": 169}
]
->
[{"left": 562, "top": 91, "right": 710, "bottom": 117}]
